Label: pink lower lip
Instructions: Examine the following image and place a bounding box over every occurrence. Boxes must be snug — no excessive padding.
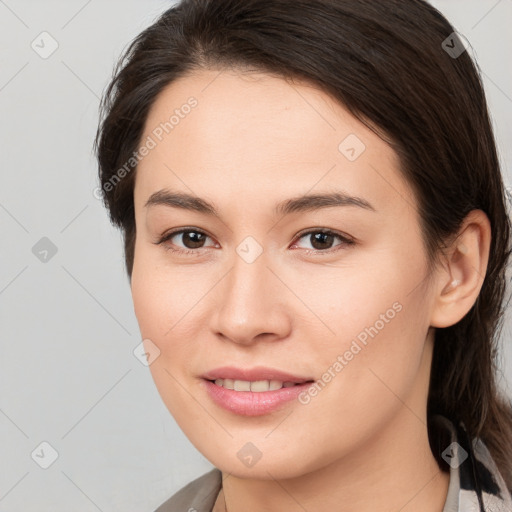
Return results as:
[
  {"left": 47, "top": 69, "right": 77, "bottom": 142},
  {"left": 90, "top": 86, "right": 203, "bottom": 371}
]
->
[{"left": 203, "top": 379, "right": 313, "bottom": 416}]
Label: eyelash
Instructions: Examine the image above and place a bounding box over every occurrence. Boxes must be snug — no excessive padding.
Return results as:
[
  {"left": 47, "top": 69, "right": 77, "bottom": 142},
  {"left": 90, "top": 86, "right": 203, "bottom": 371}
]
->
[{"left": 154, "top": 227, "right": 355, "bottom": 256}]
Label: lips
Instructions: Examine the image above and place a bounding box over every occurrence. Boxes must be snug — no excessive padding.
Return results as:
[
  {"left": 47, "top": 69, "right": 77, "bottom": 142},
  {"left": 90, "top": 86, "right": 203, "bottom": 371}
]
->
[
  {"left": 202, "top": 366, "right": 314, "bottom": 383},
  {"left": 201, "top": 366, "right": 316, "bottom": 416}
]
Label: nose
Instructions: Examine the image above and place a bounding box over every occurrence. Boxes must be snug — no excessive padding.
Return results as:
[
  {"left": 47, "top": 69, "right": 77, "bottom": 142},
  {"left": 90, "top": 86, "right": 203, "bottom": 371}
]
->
[{"left": 210, "top": 248, "right": 292, "bottom": 346}]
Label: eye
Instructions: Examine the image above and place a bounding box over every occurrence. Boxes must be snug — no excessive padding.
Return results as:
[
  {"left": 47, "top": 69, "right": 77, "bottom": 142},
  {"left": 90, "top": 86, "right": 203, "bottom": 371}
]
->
[
  {"left": 154, "top": 227, "right": 355, "bottom": 256},
  {"left": 291, "top": 229, "right": 355, "bottom": 253},
  {"left": 154, "top": 228, "right": 217, "bottom": 254}
]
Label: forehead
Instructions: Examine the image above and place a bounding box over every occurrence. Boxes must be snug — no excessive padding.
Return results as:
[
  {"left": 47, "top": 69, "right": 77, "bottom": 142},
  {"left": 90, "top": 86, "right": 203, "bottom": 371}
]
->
[{"left": 135, "top": 68, "right": 414, "bottom": 216}]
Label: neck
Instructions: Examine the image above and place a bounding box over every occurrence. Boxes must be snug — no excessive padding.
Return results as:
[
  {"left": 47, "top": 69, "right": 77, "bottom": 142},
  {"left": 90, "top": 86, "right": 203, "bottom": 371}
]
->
[{"left": 218, "top": 410, "right": 449, "bottom": 512}]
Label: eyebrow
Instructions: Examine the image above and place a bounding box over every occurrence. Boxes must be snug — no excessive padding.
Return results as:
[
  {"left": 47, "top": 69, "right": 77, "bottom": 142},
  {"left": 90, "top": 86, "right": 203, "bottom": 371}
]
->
[{"left": 144, "top": 189, "right": 376, "bottom": 217}]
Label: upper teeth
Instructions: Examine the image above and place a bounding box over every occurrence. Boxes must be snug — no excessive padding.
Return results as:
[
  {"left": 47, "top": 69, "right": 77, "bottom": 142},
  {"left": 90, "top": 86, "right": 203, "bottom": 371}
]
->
[{"left": 214, "top": 379, "right": 297, "bottom": 392}]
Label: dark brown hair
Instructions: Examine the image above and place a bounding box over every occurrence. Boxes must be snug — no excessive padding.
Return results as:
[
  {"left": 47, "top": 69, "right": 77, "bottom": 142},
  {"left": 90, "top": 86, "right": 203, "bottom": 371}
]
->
[{"left": 94, "top": 0, "right": 512, "bottom": 488}]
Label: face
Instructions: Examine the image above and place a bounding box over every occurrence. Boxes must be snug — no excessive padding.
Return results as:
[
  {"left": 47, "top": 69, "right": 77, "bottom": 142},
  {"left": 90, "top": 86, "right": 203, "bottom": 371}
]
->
[{"left": 131, "top": 68, "right": 438, "bottom": 479}]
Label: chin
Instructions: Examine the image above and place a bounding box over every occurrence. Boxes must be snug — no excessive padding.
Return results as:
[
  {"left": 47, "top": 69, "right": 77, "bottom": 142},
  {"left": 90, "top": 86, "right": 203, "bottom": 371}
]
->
[
  {"left": 195, "top": 439, "right": 328, "bottom": 481},
  {"left": 215, "top": 457, "right": 311, "bottom": 480}
]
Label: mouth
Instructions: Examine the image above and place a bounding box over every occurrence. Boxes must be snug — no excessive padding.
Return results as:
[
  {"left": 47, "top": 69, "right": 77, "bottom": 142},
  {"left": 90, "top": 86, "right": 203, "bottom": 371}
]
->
[
  {"left": 207, "top": 378, "right": 312, "bottom": 392},
  {"left": 201, "top": 366, "right": 316, "bottom": 416},
  {"left": 202, "top": 365, "right": 314, "bottom": 384}
]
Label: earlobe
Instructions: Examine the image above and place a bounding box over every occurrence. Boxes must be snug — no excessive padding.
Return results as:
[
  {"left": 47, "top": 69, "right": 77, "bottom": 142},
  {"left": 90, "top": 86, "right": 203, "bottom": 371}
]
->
[{"left": 430, "top": 210, "right": 491, "bottom": 328}]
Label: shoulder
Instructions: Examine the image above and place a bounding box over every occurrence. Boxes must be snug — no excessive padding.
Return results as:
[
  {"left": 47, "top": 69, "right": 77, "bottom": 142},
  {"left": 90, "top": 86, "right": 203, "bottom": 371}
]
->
[{"left": 154, "top": 468, "right": 222, "bottom": 512}]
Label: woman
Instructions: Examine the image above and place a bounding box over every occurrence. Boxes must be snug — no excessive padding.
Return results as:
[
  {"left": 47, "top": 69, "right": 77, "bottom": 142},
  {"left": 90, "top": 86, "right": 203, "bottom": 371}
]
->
[{"left": 94, "top": 1, "right": 512, "bottom": 510}]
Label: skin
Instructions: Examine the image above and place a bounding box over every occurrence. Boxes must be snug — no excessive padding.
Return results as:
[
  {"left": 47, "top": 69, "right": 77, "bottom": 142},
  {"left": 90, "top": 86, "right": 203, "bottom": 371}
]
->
[{"left": 130, "top": 68, "right": 491, "bottom": 512}]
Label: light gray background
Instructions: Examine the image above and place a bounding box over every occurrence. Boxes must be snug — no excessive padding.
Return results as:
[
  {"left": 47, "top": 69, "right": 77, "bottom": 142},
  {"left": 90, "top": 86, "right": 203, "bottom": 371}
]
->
[{"left": 0, "top": 1, "right": 511, "bottom": 511}]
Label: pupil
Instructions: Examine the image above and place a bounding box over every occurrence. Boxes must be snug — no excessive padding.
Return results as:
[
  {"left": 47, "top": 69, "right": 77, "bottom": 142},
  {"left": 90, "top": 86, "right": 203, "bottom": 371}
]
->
[
  {"left": 311, "top": 232, "right": 333, "bottom": 250},
  {"left": 184, "top": 232, "right": 205, "bottom": 248}
]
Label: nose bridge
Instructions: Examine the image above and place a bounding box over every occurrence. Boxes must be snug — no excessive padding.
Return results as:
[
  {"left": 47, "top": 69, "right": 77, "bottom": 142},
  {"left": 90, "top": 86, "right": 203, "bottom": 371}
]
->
[{"left": 212, "top": 241, "right": 290, "bottom": 344}]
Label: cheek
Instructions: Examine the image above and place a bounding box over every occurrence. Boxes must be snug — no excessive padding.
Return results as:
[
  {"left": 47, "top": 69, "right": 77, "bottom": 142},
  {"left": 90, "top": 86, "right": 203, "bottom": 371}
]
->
[
  {"left": 131, "top": 260, "right": 208, "bottom": 426},
  {"left": 131, "top": 273, "right": 169, "bottom": 340},
  {"left": 130, "top": 245, "right": 204, "bottom": 339},
  {"left": 130, "top": 250, "right": 219, "bottom": 396},
  {"left": 292, "top": 246, "right": 427, "bottom": 350},
  {"left": 296, "top": 243, "right": 431, "bottom": 401}
]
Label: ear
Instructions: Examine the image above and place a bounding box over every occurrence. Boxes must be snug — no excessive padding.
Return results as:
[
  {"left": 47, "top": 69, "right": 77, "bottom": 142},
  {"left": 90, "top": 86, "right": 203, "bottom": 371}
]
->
[{"left": 430, "top": 210, "right": 491, "bottom": 328}]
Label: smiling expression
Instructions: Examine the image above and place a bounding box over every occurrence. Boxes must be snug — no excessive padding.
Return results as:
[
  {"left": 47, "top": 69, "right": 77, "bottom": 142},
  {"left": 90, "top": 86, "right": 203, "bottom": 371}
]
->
[{"left": 130, "top": 68, "right": 439, "bottom": 479}]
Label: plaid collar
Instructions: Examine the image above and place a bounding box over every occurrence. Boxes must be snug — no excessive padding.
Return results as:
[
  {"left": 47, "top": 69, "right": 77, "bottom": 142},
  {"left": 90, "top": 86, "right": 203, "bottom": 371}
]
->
[{"left": 431, "top": 414, "right": 512, "bottom": 512}]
